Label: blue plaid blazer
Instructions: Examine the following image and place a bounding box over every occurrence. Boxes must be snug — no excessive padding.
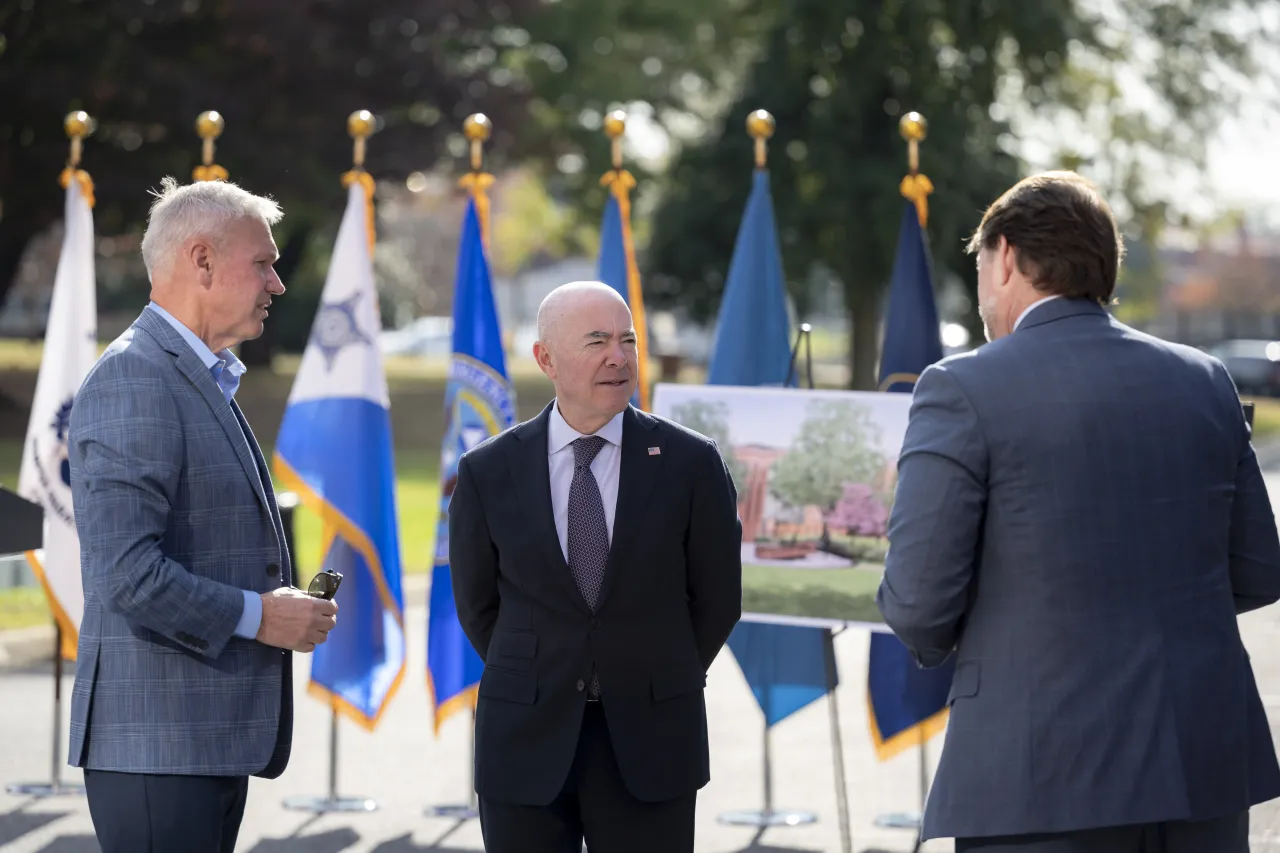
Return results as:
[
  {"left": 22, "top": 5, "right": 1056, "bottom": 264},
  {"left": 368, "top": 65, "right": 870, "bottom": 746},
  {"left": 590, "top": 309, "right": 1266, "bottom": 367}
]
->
[{"left": 67, "top": 307, "right": 295, "bottom": 777}]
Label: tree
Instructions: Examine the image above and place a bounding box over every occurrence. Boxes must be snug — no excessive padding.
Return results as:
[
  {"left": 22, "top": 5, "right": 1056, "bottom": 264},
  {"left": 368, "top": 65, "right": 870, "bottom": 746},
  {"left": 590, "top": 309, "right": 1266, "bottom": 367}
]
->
[
  {"left": 667, "top": 398, "right": 747, "bottom": 490},
  {"left": 768, "top": 399, "right": 887, "bottom": 537},
  {"left": 645, "top": 0, "right": 1275, "bottom": 388},
  {"left": 826, "top": 482, "right": 889, "bottom": 538},
  {"left": 0, "top": 0, "right": 538, "bottom": 355}
]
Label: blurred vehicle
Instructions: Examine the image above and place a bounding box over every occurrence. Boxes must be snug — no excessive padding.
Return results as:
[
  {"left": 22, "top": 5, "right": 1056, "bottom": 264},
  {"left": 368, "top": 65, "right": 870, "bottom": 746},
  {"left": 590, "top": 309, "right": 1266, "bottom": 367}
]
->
[
  {"left": 1203, "top": 338, "right": 1280, "bottom": 397},
  {"left": 378, "top": 315, "right": 452, "bottom": 357}
]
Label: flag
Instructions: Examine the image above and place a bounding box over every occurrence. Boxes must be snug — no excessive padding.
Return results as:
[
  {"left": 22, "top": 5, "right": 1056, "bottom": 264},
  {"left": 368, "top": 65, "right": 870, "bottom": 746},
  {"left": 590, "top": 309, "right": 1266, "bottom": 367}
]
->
[
  {"left": 703, "top": 166, "right": 832, "bottom": 727},
  {"left": 596, "top": 169, "right": 651, "bottom": 410},
  {"left": 867, "top": 195, "right": 955, "bottom": 760},
  {"left": 427, "top": 187, "right": 516, "bottom": 734},
  {"left": 707, "top": 169, "right": 793, "bottom": 387},
  {"left": 18, "top": 168, "right": 98, "bottom": 660},
  {"left": 273, "top": 172, "right": 405, "bottom": 729}
]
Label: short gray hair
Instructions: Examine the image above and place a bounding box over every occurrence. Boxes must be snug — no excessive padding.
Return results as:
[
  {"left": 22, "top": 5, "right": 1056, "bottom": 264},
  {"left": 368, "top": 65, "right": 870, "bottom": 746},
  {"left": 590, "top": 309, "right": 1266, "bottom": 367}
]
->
[{"left": 140, "top": 176, "right": 283, "bottom": 279}]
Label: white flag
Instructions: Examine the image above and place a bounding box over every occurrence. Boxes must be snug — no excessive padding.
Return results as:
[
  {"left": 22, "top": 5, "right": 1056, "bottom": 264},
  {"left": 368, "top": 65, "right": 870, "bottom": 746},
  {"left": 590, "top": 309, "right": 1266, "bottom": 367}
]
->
[{"left": 18, "top": 175, "right": 97, "bottom": 658}]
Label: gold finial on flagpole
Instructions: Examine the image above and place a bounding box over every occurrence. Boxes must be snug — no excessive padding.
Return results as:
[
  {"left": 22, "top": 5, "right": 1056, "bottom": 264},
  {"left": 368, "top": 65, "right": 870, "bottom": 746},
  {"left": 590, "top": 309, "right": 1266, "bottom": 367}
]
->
[
  {"left": 63, "top": 110, "right": 94, "bottom": 168},
  {"left": 899, "top": 111, "right": 927, "bottom": 176},
  {"left": 348, "top": 109, "right": 375, "bottom": 169},
  {"left": 193, "top": 111, "right": 228, "bottom": 181},
  {"left": 746, "top": 109, "right": 775, "bottom": 169},
  {"left": 463, "top": 113, "right": 491, "bottom": 172},
  {"left": 604, "top": 109, "right": 626, "bottom": 170},
  {"left": 898, "top": 111, "right": 932, "bottom": 227}
]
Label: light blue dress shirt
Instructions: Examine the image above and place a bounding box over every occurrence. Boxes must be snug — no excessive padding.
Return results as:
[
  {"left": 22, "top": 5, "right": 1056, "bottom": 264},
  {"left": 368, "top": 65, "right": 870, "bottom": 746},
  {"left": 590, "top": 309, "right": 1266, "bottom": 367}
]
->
[{"left": 145, "top": 302, "right": 263, "bottom": 641}]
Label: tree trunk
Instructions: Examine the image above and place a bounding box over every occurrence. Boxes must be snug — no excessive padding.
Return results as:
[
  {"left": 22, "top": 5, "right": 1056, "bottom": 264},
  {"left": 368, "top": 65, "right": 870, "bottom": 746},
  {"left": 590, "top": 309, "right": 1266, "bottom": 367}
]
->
[{"left": 847, "top": 291, "right": 880, "bottom": 391}]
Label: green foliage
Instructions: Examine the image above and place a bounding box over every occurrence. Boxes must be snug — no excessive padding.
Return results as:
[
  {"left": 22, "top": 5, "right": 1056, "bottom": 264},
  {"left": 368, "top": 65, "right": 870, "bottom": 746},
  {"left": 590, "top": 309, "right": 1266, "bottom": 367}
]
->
[
  {"left": 668, "top": 398, "right": 748, "bottom": 491},
  {"left": 769, "top": 399, "right": 887, "bottom": 512}
]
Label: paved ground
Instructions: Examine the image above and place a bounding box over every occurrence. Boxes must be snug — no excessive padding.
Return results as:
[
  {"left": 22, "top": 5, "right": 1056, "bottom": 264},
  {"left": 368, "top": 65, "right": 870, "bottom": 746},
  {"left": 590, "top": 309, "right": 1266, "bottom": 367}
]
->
[{"left": 2, "top": 472, "right": 1279, "bottom": 853}]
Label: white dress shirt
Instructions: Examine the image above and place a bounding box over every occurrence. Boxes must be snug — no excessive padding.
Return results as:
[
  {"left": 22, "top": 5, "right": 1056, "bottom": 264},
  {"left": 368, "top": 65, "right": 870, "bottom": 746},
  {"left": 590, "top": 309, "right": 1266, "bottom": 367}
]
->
[
  {"left": 1014, "top": 294, "right": 1062, "bottom": 331},
  {"left": 547, "top": 402, "right": 624, "bottom": 561}
]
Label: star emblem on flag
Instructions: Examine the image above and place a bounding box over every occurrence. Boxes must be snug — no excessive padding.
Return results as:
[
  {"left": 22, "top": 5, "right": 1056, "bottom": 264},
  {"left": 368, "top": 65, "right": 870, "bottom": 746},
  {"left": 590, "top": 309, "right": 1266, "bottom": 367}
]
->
[{"left": 310, "top": 292, "right": 373, "bottom": 371}]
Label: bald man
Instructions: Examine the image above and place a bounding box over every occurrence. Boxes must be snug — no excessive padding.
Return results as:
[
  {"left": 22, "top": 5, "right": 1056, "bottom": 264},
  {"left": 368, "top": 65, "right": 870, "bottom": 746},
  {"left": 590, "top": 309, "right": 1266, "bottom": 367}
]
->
[{"left": 448, "top": 281, "right": 743, "bottom": 853}]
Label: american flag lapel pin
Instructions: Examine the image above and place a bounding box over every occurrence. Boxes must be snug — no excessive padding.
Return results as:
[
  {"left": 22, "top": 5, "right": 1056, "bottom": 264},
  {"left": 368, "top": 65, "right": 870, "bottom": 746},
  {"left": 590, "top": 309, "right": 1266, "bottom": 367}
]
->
[{"left": 648, "top": 446, "right": 661, "bottom": 456}]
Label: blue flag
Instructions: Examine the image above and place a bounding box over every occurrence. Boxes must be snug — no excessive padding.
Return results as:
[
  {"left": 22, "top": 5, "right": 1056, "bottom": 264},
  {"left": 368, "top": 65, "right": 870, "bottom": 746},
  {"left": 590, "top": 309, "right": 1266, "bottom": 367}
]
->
[
  {"left": 597, "top": 170, "right": 652, "bottom": 410},
  {"left": 427, "top": 197, "right": 517, "bottom": 734},
  {"left": 868, "top": 199, "right": 955, "bottom": 760},
  {"left": 704, "top": 168, "right": 830, "bottom": 729},
  {"left": 274, "top": 179, "right": 405, "bottom": 729}
]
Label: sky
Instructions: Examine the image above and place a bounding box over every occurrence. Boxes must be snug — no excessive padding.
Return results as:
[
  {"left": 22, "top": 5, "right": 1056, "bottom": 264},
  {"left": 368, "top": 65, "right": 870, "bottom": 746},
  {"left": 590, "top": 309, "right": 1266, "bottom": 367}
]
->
[{"left": 650, "top": 382, "right": 913, "bottom": 455}]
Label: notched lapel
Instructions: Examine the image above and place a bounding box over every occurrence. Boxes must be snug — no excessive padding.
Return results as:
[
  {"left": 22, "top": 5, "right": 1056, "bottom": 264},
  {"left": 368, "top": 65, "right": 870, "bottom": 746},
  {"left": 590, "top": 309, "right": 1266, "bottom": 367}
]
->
[
  {"left": 597, "top": 407, "right": 662, "bottom": 608},
  {"left": 507, "top": 413, "right": 593, "bottom": 615}
]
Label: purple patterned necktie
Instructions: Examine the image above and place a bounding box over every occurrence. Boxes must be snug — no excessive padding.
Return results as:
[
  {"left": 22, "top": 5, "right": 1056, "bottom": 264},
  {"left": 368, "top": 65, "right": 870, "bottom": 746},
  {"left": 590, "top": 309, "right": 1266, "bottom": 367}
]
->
[{"left": 568, "top": 435, "right": 609, "bottom": 697}]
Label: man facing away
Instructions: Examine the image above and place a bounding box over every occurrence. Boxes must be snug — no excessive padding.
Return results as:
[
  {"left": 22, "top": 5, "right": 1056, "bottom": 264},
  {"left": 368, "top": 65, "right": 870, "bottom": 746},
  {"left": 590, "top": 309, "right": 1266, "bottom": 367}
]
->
[
  {"left": 448, "top": 280, "right": 743, "bottom": 853},
  {"left": 67, "top": 177, "right": 340, "bottom": 853},
  {"left": 877, "top": 170, "right": 1280, "bottom": 853}
]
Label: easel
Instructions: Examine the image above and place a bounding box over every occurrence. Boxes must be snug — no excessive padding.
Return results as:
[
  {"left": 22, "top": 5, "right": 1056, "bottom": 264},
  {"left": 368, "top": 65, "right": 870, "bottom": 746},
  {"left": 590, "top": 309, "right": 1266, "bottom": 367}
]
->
[
  {"left": 717, "top": 324, "right": 853, "bottom": 853},
  {"left": 1, "top": 486, "right": 85, "bottom": 800}
]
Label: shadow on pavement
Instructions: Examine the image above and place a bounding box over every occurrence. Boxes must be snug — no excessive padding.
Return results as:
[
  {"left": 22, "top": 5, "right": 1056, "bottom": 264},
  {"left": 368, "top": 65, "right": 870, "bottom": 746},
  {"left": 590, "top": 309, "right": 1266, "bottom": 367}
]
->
[
  {"left": 244, "top": 827, "right": 361, "bottom": 853},
  {"left": 33, "top": 835, "right": 98, "bottom": 853},
  {"left": 0, "top": 805, "right": 68, "bottom": 846}
]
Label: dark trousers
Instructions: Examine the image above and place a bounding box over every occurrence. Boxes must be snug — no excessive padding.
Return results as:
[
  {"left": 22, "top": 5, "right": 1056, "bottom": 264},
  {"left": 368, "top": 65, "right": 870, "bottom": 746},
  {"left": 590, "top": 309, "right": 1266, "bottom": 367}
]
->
[
  {"left": 478, "top": 702, "right": 696, "bottom": 853},
  {"left": 83, "top": 768, "right": 249, "bottom": 853},
  {"left": 955, "top": 810, "right": 1249, "bottom": 853}
]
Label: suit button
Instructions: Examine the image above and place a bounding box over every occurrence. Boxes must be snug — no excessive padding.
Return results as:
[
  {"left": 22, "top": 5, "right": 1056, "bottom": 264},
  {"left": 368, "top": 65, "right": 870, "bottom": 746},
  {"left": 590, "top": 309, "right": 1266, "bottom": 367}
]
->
[
  {"left": 575, "top": 679, "right": 585, "bottom": 692},
  {"left": 266, "top": 563, "right": 279, "bottom": 578},
  {"left": 591, "top": 619, "right": 601, "bottom": 629}
]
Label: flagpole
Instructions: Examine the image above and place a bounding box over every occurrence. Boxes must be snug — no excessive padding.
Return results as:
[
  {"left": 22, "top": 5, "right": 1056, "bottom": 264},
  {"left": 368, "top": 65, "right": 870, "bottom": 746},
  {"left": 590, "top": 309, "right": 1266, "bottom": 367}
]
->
[
  {"left": 874, "top": 111, "right": 935, "bottom": 846},
  {"left": 5, "top": 111, "right": 94, "bottom": 801},
  {"left": 280, "top": 110, "right": 379, "bottom": 817},
  {"left": 716, "top": 111, "right": 819, "bottom": 833},
  {"left": 192, "top": 111, "right": 229, "bottom": 182},
  {"left": 423, "top": 113, "right": 493, "bottom": 824}
]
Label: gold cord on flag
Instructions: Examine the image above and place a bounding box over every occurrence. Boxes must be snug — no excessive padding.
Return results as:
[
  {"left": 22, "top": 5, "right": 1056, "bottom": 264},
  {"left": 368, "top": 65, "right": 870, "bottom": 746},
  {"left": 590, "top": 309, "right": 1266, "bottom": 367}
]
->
[
  {"left": 345, "top": 110, "right": 378, "bottom": 255},
  {"left": 899, "top": 111, "right": 931, "bottom": 227},
  {"left": 193, "top": 111, "right": 229, "bottom": 182},
  {"left": 459, "top": 113, "right": 495, "bottom": 252},
  {"left": 60, "top": 111, "right": 96, "bottom": 208}
]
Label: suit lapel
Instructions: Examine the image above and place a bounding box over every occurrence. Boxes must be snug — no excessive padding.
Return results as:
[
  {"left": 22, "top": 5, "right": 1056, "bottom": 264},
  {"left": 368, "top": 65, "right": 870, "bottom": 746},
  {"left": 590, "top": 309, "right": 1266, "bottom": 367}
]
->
[
  {"left": 135, "top": 309, "right": 273, "bottom": 518},
  {"left": 596, "top": 406, "right": 663, "bottom": 609},
  {"left": 508, "top": 403, "right": 592, "bottom": 615}
]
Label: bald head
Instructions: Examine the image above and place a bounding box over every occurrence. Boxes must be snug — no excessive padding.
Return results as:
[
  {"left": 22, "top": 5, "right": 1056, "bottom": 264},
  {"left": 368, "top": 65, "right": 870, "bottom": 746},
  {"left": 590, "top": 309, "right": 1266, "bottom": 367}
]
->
[
  {"left": 532, "top": 280, "right": 638, "bottom": 433},
  {"left": 536, "top": 280, "right": 629, "bottom": 349}
]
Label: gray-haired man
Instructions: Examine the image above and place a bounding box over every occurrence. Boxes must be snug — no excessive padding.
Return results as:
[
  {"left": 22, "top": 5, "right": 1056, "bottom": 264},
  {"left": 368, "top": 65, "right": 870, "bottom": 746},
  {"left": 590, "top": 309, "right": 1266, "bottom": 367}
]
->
[{"left": 68, "top": 177, "right": 338, "bottom": 853}]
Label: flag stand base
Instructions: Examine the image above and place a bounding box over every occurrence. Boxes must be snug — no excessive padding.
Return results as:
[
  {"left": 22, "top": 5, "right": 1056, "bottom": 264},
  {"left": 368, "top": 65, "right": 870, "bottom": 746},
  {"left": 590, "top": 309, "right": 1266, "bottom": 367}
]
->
[
  {"left": 5, "top": 781, "right": 86, "bottom": 798},
  {"left": 425, "top": 804, "right": 478, "bottom": 820},
  {"left": 282, "top": 704, "right": 378, "bottom": 814},
  {"left": 874, "top": 812, "right": 921, "bottom": 829},
  {"left": 717, "top": 809, "right": 817, "bottom": 827}
]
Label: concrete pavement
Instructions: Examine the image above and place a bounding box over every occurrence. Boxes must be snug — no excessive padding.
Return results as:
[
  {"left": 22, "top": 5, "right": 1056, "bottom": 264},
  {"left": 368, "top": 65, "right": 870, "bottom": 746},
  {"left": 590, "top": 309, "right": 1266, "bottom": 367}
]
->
[{"left": 2, "top": 472, "right": 1279, "bottom": 852}]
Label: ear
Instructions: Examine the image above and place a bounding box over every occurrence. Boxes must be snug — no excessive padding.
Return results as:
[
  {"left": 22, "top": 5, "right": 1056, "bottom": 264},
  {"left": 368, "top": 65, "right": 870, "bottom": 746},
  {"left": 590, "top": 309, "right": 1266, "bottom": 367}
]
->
[
  {"left": 532, "top": 341, "right": 556, "bottom": 380},
  {"left": 997, "top": 237, "right": 1017, "bottom": 288},
  {"left": 188, "top": 239, "right": 215, "bottom": 287}
]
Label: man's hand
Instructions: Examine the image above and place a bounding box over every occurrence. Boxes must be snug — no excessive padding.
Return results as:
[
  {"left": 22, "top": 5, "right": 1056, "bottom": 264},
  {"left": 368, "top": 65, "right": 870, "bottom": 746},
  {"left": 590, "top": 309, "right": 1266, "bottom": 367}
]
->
[{"left": 257, "top": 588, "right": 338, "bottom": 653}]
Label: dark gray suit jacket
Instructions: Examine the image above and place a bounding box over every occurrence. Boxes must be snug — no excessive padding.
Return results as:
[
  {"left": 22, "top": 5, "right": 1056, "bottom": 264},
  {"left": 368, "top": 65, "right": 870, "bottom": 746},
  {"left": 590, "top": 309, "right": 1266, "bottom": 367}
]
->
[
  {"left": 67, "top": 308, "right": 294, "bottom": 778},
  {"left": 877, "top": 297, "right": 1280, "bottom": 840}
]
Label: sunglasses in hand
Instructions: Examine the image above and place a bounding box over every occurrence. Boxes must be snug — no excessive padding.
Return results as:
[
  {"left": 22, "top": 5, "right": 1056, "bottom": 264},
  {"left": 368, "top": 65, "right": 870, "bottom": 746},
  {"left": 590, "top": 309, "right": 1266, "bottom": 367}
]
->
[{"left": 306, "top": 569, "right": 343, "bottom": 601}]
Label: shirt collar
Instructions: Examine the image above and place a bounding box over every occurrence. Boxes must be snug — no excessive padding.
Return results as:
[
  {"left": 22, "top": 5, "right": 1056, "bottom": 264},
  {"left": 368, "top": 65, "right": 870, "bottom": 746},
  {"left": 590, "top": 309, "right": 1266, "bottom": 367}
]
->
[
  {"left": 146, "top": 301, "right": 246, "bottom": 392},
  {"left": 548, "top": 401, "right": 625, "bottom": 456},
  {"left": 1014, "top": 294, "right": 1063, "bottom": 332}
]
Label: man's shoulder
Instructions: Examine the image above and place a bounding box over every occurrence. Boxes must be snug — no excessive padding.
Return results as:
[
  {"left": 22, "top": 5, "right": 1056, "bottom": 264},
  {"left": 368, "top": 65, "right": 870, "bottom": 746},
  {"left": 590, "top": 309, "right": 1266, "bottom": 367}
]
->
[
  {"left": 641, "top": 409, "right": 719, "bottom": 452},
  {"left": 78, "top": 325, "right": 170, "bottom": 397},
  {"left": 459, "top": 413, "right": 536, "bottom": 469}
]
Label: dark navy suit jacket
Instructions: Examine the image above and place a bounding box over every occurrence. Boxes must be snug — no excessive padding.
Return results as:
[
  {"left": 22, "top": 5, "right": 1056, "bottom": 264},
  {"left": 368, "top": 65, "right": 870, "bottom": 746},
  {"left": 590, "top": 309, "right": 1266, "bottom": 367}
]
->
[{"left": 877, "top": 296, "right": 1280, "bottom": 840}]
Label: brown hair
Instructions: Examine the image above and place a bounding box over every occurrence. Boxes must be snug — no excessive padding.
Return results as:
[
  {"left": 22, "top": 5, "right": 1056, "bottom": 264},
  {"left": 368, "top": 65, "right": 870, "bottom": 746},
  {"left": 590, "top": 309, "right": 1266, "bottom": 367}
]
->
[{"left": 965, "top": 170, "right": 1124, "bottom": 304}]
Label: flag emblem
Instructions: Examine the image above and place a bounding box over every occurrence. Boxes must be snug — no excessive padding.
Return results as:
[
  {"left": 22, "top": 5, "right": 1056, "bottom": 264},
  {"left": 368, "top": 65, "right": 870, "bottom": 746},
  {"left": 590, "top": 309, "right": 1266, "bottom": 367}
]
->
[{"left": 648, "top": 446, "right": 661, "bottom": 455}]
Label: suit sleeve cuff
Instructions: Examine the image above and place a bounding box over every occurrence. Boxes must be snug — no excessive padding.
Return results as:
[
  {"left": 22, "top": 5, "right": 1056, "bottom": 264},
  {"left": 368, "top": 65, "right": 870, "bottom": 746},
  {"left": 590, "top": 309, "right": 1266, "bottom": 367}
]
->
[{"left": 232, "top": 589, "right": 263, "bottom": 639}]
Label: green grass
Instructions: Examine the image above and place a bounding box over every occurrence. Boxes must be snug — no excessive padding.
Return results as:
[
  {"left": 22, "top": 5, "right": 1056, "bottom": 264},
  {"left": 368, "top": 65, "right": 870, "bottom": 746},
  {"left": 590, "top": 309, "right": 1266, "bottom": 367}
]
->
[
  {"left": 0, "top": 586, "right": 55, "bottom": 631},
  {"left": 742, "top": 563, "right": 885, "bottom": 623},
  {"left": 1249, "top": 397, "right": 1280, "bottom": 440}
]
